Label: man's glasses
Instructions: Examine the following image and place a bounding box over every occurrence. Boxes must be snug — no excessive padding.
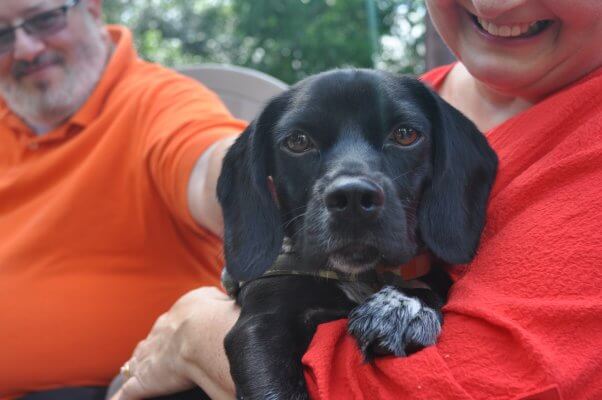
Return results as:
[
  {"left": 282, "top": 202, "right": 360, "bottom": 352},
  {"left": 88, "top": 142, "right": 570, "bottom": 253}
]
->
[{"left": 0, "top": 0, "right": 81, "bottom": 56}]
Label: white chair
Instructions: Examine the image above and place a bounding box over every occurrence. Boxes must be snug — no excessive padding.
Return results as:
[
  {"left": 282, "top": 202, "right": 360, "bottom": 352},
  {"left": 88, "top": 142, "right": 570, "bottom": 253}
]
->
[{"left": 178, "top": 64, "right": 288, "bottom": 121}]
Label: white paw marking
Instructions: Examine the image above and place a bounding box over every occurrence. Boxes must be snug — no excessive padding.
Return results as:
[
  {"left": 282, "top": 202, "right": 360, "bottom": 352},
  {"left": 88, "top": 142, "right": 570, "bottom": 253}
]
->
[{"left": 347, "top": 286, "right": 441, "bottom": 358}]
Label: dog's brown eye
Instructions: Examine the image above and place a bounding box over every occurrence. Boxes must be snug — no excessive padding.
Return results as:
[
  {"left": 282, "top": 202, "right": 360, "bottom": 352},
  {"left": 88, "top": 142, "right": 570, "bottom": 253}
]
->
[
  {"left": 391, "top": 126, "right": 420, "bottom": 147},
  {"left": 284, "top": 131, "right": 313, "bottom": 153}
]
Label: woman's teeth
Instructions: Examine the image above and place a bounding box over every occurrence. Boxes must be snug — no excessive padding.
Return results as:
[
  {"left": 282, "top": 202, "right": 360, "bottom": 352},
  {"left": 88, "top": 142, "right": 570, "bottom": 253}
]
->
[{"left": 475, "top": 16, "right": 549, "bottom": 38}]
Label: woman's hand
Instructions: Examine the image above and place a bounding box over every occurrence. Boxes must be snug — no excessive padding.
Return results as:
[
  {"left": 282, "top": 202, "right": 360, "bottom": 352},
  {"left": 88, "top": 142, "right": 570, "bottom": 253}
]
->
[{"left": 112, "top": 286, "right": 239, "bottom": 400}]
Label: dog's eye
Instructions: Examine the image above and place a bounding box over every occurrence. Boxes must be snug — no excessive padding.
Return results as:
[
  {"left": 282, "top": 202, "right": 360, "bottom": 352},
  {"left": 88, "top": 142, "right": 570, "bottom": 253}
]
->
[
  {"left": 390, "top": 126, "right": 421, "bottom": 147},
  {"left": 284, "top": 131, "right": 313, "bottom": 153}
]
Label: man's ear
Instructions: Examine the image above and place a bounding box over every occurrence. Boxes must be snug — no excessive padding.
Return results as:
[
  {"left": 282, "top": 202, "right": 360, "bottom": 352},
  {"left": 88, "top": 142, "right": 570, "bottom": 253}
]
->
[
  {"left": 418, "top": 87, "right": 498, "bottom": 264},
  {"left": 217, "top": 95, "right": 289, "bottom": 281}
]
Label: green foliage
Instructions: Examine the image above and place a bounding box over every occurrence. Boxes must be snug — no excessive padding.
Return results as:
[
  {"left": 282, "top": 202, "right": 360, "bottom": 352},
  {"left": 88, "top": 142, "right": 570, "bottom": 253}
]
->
[{"left": 103, "top": 0, "right": 425, "bottom": 84}]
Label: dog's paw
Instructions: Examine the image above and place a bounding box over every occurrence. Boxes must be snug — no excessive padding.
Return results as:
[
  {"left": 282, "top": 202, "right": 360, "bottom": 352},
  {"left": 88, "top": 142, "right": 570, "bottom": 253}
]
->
[{"left": 347, "top": 286, "right": 441, "bottom": 360}]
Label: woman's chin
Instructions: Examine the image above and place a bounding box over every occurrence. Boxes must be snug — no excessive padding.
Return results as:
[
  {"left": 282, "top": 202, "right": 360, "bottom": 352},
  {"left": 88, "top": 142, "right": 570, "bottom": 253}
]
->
[{"left": 462, "top": 55, "right": 548, "bottom": 93}]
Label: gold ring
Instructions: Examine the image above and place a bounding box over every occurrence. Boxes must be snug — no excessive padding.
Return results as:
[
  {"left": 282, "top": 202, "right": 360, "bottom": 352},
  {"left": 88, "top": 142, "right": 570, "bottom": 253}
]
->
[{"left": 120, "top": 361, "right": 132, "bottom": 380}]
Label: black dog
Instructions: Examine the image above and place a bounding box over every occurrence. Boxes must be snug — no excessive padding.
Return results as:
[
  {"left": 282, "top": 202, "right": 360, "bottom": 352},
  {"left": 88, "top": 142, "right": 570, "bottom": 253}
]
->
[{"left": 214, "top": 69, "right": 497, "bottom": 400}]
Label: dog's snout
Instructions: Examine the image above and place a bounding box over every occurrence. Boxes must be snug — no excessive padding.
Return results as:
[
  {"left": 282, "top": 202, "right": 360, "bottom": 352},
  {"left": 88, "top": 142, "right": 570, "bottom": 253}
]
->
[{"left": 325, "top": 177, "right": 384, "bottom": 220}]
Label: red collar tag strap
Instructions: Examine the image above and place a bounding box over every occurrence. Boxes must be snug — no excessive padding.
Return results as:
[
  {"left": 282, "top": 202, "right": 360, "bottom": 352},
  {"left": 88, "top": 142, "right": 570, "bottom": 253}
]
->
[{"left": 376, "top": 253, "right": 431, "bottom": 281}]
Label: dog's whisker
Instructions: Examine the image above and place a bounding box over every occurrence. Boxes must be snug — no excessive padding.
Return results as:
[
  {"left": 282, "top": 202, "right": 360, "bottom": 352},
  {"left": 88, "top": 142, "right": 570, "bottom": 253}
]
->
[
  {"left": 391, "top": 171, "right": 412, "bottom": 182},
  {"left": 282, "top": 212, "right": 308, "bottom": 230},
  {"left": 287, "top": 204, "right": 309, "bottom": 214}
]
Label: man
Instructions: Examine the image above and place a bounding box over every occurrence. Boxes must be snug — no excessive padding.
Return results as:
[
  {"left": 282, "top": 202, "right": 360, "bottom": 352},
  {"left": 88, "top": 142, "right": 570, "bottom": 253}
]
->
[{"left": 0, "top": 0, "right": 245, "bottom": 398}]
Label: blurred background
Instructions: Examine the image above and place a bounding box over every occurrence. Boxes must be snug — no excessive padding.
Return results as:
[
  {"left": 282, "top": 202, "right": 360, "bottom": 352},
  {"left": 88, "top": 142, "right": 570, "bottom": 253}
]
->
[{"left": 104, "top": 0, "right": 454, "bottom": 84}]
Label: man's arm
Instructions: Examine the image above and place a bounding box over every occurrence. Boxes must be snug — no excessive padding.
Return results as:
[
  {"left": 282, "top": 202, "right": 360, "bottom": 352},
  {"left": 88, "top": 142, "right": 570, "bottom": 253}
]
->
[{"left": 187, "top": 136, "right": 237, "bottom": 238}]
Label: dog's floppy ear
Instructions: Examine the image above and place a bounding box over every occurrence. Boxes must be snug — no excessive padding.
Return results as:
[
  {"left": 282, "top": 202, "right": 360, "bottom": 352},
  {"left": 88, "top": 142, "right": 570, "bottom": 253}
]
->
[
  {"left": 419, "top": 89, "right": 498, "bottom": 264},
  {"left": 217, "top": 95, "right": 288, "bottom": 281}
]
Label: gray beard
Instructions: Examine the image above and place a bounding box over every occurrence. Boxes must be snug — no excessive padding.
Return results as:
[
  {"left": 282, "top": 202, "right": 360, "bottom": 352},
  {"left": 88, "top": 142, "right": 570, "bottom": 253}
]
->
[{"left": 0, "top": 23, "right": 110, "bottom": 133}]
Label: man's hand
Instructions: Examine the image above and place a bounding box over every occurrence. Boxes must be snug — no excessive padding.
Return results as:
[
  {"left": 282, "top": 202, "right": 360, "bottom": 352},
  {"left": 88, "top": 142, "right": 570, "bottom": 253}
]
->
[{"left": 112, "top": 287, "right": 239, "bottom": 400}]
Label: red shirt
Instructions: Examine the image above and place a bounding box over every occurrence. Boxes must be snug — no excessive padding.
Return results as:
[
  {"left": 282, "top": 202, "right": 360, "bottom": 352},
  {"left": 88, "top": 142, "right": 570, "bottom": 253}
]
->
[{"left": 303, "top": 65, "right": 602, "bottom": 400}]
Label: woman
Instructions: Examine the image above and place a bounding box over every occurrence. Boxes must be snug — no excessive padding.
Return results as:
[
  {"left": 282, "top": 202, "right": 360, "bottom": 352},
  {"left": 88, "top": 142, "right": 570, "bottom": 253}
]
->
[{"left": 115, "top": 1, "right": 602, "bottom": 398}]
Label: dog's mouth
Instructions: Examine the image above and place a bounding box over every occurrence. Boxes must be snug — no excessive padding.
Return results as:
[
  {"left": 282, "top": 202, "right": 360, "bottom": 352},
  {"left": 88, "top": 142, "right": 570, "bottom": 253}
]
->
[{"left": 328, "top": 244, "right": 382, "bottom": 273}]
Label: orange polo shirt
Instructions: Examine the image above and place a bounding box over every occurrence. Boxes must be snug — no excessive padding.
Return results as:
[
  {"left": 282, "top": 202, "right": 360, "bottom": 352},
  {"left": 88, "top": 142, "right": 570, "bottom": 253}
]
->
[{"left": 0, "top": 26, "right": 246, "bottom": 397}]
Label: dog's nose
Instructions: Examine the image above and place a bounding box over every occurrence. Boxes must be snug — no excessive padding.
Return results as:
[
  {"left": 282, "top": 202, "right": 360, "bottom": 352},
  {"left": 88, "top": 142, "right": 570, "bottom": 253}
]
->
[{"left": 325, "top": 177, "right": 384, "bottom": 220}]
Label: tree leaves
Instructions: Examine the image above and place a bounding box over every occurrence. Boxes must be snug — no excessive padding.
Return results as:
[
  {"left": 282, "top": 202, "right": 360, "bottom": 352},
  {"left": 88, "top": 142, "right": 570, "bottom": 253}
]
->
[{"left": 104, "top": 0, "right": 426, "bottom": 83}]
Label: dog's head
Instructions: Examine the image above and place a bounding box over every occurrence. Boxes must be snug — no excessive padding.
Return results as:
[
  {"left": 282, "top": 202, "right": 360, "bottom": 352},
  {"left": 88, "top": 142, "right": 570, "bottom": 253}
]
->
[{"left": 218, "top": 69, "right": 497, "bottom": 281}]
